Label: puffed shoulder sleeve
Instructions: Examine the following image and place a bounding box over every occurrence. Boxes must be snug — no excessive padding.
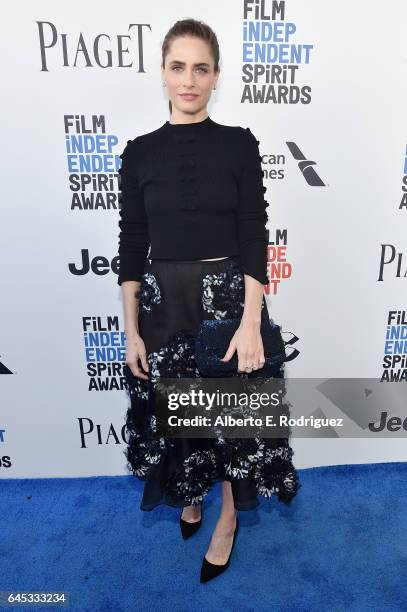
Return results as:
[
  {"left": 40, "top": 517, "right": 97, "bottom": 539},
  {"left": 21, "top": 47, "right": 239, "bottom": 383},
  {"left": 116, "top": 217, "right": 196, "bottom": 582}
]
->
[
  {"left": 236, "top": 126, "right": 269, "bottom": 285},
  {"left": 117, "top": 138, "right": 150, "bottom": 285}
]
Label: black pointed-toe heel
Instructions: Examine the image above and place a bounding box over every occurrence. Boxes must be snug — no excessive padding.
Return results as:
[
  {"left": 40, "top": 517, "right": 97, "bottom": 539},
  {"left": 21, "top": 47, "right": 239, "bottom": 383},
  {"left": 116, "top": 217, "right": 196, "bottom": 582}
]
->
[
  {"left": 180, "top": 506, "right": 203, "bottom": 540},
  {"left": 200, "top": 517, "right": 239, "bottom": 583}
]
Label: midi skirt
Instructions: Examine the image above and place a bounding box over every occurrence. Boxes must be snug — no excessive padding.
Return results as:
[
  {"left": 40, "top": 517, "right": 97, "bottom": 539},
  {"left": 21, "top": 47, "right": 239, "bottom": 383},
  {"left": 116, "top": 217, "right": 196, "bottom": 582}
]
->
[{"left": 123, "top": 255, "right": 301, "bottom": 511}]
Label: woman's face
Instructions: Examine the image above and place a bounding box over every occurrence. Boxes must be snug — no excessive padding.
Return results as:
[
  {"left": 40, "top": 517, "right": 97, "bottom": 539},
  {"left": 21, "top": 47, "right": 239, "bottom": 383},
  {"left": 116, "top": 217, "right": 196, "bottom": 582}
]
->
[{"left": 161, "top": 35, "right": 219, "bottom": 118}]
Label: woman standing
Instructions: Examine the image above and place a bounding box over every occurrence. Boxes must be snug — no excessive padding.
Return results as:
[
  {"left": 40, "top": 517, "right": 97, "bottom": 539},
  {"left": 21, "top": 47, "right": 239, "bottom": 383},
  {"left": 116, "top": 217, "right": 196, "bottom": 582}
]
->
[{"left": 118, "top": 18, "right": 300, "bottom": 583}]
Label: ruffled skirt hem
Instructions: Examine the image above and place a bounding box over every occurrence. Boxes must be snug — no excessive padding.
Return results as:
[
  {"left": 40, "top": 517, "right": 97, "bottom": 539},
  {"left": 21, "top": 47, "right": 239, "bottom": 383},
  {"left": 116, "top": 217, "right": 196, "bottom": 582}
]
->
[
  {"left": 125, "top": 456, "right": 301, "bottom": 512},
  {"left": 123, "top": 393, "right": 301, "bottom": 512}
]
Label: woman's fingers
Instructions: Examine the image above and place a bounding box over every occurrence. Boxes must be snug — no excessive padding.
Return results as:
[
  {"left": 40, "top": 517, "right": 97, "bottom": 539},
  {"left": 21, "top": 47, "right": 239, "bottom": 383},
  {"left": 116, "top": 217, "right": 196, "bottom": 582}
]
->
[
  {"left": 129, "top": 357, "right": 149, "bottom": 380},
  {"left": 221, "top": 331, "right": 265, "bottom": 373},
  {"left": 139, "top": 352, "right": 149, "bottom": 373},
  {"left": 237, "top": 350, "right": 250, "bottom": 373},
  {"left": 125, "top": 335, "right": 150, "bottom": 380},
  {"left": 238, "top": 350, "right": 265, "bottom": 373},
  {"left": 220, "top": 340, "right": 237, "bottom": 362}
]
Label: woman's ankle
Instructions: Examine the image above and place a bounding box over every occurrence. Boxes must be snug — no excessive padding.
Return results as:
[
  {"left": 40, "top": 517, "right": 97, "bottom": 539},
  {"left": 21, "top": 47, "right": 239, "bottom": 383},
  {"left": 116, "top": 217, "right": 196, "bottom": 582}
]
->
[{"left": 216, "top": 510, "right": 237, "bottom": 531}]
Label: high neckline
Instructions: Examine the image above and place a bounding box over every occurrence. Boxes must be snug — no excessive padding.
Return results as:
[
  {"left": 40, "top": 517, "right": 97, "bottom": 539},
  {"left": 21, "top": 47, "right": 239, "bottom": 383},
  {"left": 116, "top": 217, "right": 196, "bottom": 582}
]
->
[{"left": 163, "top": 115, "right": 212, "bottom": 130}]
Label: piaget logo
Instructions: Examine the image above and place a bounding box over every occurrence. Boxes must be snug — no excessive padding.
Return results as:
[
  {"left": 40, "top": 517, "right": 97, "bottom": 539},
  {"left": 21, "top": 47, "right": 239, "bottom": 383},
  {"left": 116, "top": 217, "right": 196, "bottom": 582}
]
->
[
  {"left": 377, "top": 244, "right": 407, "bottom": 282},
  {"left": 36, "top": 22, "right": 151, "bottom": 71}
]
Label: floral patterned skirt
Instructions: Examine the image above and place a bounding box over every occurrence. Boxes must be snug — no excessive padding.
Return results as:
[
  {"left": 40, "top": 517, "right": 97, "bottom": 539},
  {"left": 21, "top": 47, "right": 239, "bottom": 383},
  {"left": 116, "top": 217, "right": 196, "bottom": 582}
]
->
[{"left": 123, "top": 255, "right": 301, "bottom": 511}]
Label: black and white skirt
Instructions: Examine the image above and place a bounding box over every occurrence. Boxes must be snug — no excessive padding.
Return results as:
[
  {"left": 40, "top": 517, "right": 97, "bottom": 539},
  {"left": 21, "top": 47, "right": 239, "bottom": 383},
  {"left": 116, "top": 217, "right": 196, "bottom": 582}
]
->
[{"left": 123, "top": 255, "right": 301, "bottom": 511}]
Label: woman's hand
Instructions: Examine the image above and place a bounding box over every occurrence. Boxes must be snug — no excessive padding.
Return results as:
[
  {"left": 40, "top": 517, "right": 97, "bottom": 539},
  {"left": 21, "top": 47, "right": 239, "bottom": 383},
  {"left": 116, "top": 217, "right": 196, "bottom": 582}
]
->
[
  {"left": 126, "top": 333, "right": 149, "bottom": 380},
  {"left": 221, "top": 322, "right": 265, "bottom": 373}
]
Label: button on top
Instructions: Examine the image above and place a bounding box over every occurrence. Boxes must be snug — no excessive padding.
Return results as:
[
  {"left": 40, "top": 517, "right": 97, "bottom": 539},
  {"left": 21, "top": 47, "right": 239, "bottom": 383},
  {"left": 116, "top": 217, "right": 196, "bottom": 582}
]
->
[{"left": 171, "top": 127, "right": 201, "bottom": 212}]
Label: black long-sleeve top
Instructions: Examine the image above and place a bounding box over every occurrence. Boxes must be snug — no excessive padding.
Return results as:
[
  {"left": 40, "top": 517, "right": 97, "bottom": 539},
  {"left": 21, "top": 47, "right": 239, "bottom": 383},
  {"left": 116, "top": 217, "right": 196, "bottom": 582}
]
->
[{"left": 117, "top": 115, "right": 269, "bottom": 286}]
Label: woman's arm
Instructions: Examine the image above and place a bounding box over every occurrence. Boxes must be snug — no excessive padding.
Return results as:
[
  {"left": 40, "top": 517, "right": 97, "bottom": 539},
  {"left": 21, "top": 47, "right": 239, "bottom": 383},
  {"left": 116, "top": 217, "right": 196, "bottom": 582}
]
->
[
  {"left": 221, "top": 273, "right": 266, "bottom": 373},
  {"left": 241, "top": 274, "right": 263, "bottom": 327},
  {"left": 117, "top": 139, "right": 150, "bottom": 285},
  {"left": 121, "top": 280, "right": 149, "bottom": 379},
  {"left": 235, "top": 127, "right": 269, "bottom": 286},
  {"left": 117, "top": 138, "right": 150, "bottom": 379},
  {"left": 122, "top": 281, "right": 141, "bottom": 336},
  {"left": 221, "top": 127, "right": 269, "bottom": 373}
]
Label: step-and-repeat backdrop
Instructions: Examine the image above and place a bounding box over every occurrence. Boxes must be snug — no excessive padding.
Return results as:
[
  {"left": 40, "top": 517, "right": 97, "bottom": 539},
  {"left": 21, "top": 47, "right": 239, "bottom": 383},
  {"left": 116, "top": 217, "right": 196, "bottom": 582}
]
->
[{"left": 1, "top": 1, "right": 406, "bottom": 477}]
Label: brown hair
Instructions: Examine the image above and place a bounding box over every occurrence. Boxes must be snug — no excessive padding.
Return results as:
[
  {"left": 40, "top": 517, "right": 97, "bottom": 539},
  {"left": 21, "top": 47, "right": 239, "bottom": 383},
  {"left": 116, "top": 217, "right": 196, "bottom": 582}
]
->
[{"left": 161, "top": 18, "right": 220, "bottom": 115}]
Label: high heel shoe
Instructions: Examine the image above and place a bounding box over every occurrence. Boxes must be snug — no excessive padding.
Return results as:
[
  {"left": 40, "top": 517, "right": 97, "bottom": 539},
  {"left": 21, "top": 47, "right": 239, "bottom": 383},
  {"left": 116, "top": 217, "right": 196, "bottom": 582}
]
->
[
  {"left": 200, "top": 517, "right": 239, "bottom": 583},
  {"left": 180, "top": 505, "right": 203, "bottom": 540}
]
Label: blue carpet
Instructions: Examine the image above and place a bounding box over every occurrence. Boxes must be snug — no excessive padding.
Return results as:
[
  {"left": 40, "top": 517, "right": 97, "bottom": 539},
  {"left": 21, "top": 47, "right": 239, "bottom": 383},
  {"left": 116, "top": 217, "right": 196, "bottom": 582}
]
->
[{"left": 1, "top": 463, "right": 406, "bottom": 612}]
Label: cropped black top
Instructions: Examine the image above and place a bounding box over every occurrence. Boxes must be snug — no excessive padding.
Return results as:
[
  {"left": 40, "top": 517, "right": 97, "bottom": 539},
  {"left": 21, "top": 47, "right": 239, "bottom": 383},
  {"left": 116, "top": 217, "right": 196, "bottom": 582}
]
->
[{"left": 117, "top": 115, "right": 269, "bottom": 286}]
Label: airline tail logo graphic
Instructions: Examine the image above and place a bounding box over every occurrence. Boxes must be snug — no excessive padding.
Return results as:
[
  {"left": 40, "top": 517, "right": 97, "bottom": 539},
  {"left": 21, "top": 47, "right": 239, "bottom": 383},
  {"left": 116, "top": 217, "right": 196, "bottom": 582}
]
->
[
  {"left": 286, "top": 142, "right": 325, "bottom": 186},
  {"left": 282, "top": 330, "right": 300, "bottom": 362},
  {"left": 0, "top": 356, "right": 13, "bottom": 375}
]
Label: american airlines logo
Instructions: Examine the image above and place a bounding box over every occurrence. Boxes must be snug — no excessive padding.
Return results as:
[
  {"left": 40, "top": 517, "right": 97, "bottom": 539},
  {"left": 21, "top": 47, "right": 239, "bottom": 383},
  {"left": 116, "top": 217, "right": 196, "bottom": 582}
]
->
[
  {"left": 0, "top": 357, "right": 13, "bottom": 375},
  {"left": 286, "top": 142, "right": 325, "bottom": 186}
]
